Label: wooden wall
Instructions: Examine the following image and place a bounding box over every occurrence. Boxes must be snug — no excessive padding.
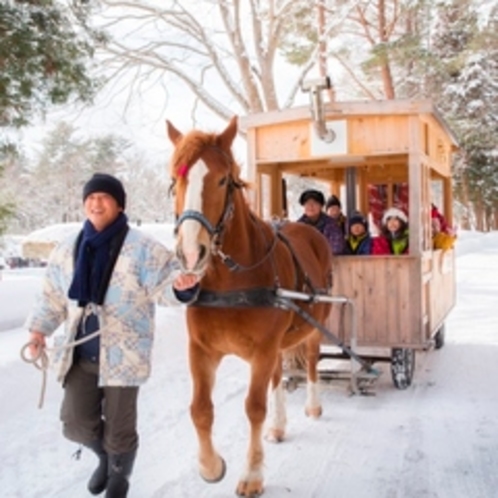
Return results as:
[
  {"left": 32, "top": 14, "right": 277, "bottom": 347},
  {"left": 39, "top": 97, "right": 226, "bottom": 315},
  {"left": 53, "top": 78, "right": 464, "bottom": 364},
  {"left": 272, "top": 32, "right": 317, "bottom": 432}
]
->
[
  {"left": 426, "top": 249, "right": 457, "bottom": 336},
  {"left": 323, "top": 252, "right": 456, "bottom": 350},
  {"left": 325, "top": 256, "right": 424, "bottom": 349}
]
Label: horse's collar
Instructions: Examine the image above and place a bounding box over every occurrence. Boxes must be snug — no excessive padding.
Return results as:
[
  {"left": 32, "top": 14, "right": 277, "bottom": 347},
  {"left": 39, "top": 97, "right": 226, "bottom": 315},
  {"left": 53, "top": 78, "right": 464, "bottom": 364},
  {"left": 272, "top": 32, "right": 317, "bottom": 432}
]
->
[{"left": 190, "top": 288, "right": 277, "bottom": 308}]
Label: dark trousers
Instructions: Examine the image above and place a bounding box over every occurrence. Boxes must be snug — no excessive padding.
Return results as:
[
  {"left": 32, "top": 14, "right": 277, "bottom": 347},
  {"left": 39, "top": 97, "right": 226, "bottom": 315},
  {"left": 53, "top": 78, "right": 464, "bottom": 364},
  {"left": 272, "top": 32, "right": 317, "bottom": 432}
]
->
[{"left": 60, "top": 359, "right": 139, "bottom": 455}]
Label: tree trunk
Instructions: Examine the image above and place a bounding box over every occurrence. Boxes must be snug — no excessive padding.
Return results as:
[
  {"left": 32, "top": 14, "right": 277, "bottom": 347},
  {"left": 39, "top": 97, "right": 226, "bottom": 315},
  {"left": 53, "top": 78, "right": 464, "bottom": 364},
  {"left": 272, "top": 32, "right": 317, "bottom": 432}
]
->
[{"left": 378, "top": 0, "right": 396, "bottom": 99}]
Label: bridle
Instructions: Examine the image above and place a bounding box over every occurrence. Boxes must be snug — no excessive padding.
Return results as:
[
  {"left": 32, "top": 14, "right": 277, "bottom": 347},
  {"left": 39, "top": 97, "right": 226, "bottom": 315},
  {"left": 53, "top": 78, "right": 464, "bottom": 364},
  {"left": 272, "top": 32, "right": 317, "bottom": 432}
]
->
[
  {"left": 174, "top": 162, "right": 238, "bottom": 248},
  {"left": 173, "top": 146, "right": 278, "bottom": 273}
]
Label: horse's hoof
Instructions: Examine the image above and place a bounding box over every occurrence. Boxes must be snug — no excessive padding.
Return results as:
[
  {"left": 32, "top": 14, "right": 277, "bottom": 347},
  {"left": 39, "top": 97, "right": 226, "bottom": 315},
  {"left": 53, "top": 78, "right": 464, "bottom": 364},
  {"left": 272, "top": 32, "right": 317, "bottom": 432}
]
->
[
  {"left": 265, "top": 428, "right": 285, "bottom": 443},
  {"left": 201, "top": 457, "right": 227, "bottom": 483},
  {"left": 305, "top": 405, "right": 322, "bottom": 418},
  {"left": 236, "top": 479, "right": 264, "bottom": 497}
]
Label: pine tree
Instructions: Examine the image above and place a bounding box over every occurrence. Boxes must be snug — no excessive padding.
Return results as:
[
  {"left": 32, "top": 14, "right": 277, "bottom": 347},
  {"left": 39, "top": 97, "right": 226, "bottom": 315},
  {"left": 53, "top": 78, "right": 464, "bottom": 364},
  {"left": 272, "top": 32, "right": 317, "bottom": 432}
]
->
[
  {"left": 0, "top": 0, "right": 102, "bottom": 129},
  {"left": 430, "top": 0, "right": 498, "bottom": 230}
]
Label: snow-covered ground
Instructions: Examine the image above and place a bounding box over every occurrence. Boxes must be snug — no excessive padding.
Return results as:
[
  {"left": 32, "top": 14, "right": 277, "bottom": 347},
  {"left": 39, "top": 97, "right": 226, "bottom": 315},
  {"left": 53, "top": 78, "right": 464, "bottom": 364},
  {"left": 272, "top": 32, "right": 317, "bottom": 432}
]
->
[{"left": 1, "top": 231, "right": 497, "bottom": 498}]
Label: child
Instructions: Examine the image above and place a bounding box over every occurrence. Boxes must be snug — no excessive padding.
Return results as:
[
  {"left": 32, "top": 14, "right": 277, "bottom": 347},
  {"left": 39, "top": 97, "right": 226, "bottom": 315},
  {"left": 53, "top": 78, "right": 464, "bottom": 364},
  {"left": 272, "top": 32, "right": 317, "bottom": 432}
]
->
[
  {"left": 372, "top": 207, "right": 409, "bottom": 255},
  {"left": 325, "top": 195, "right": 347, "bottom": 236},
  {"left": 431, "top": 203, "right": 456, "bottom": 251},
  {"left": 345, "top": 212, "right": 372, "bottom": 255}
]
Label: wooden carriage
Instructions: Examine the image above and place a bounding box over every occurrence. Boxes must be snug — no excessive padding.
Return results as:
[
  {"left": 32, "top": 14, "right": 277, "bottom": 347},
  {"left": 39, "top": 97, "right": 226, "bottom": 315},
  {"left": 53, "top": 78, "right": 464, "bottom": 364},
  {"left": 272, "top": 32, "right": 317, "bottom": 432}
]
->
[{"left": 240, "top": 99, "right": 458, "bottom": 388}]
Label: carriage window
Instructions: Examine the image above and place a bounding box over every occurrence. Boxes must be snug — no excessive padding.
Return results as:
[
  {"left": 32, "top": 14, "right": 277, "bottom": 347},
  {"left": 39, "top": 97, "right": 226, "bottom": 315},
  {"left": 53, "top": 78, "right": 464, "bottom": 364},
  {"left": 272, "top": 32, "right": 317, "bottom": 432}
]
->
[
  {"left": 368, "top": 184, "right": 387, "bottom": 231},
  {"left": 367, "top": 183, "right": 409, "bottom": 232}
]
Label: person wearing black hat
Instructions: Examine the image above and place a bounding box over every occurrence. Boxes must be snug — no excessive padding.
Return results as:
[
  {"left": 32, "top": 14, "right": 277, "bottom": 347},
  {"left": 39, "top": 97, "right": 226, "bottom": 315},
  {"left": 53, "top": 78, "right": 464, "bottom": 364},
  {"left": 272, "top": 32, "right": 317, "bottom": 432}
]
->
[
  {"left": 325, "top": 194, "right": 347, "bottom": 236},
  {"left": 297, "top": 189, "right": 346, "bottom": 255},
  {"left": 299, "top": 189, "right": 325, "bottom": 207},
  {"left": 26, "top": 172, "right": 199, "bottom": 498},
  {"left": 345, "top": 211, "right": 373, "bottom": 255}
]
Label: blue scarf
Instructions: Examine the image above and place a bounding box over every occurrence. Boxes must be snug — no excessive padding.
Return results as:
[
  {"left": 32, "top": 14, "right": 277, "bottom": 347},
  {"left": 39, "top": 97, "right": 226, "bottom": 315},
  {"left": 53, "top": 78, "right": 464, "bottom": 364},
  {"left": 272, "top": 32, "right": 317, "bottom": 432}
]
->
[{"left": 68, "top": 212, "right": 128, "bottom": 305}]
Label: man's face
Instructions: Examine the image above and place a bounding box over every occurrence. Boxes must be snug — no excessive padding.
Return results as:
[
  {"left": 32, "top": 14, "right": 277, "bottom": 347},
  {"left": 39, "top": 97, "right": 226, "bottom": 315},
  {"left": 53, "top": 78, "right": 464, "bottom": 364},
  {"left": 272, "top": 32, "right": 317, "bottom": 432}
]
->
[
  {"left": 84, "top": 192, "right": 122, "bottom": 231},
  {"left": 303, "top": 199, "right": 323, "bottom": 220}
]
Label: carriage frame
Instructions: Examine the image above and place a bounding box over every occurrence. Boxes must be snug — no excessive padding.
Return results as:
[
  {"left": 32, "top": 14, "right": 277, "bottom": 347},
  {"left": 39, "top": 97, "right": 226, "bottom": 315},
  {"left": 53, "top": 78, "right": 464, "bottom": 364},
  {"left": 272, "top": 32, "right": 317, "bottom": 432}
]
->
[{"left": 240, "top": 99, "right": 458, "bottom": 389}]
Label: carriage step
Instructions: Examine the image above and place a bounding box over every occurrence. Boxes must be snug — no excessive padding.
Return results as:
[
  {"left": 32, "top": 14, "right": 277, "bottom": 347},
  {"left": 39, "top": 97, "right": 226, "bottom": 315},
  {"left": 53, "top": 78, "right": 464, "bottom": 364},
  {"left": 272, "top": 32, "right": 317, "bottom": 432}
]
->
[{"left": 282, "top": 366, "right": 381, "bottom": 395}]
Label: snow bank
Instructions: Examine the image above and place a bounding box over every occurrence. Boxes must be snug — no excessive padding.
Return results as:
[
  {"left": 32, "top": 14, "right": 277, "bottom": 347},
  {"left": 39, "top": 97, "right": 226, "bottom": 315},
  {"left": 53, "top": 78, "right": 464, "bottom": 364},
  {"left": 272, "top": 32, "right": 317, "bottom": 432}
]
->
[
  {"left": 20, "top": 222, "right": 177, "bottom": 259},
  {"left": 454, "top": 230, "right": 498, "bottom": 257}
]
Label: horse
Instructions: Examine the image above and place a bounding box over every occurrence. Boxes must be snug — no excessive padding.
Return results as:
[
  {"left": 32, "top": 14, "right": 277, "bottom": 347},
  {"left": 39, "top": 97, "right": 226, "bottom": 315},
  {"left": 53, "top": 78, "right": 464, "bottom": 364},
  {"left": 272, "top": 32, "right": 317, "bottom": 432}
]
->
[{"left": 166, "top": 116, "right": 333, "bottom": 497}]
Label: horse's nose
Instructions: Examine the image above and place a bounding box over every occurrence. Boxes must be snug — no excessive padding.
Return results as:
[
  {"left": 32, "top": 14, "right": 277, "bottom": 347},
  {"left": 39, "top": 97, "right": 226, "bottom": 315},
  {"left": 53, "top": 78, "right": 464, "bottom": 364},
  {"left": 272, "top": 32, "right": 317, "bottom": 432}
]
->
[
  {"left": 177, "top": 244, "right": 208, "bottom": 272},
  {"left": 184, "top": 250, "right": 199, "bottom": 271}
]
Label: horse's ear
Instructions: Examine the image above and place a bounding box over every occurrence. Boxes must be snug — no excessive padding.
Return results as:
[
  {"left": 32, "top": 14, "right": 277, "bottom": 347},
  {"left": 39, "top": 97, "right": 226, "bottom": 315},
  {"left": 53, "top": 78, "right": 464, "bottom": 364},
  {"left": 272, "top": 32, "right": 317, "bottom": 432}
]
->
[
  {"left": 166, "top": 120, "right": 183, "bottom": 144},
  {"left": 219, "top": 116, "right": 238, "bottom": 150}
]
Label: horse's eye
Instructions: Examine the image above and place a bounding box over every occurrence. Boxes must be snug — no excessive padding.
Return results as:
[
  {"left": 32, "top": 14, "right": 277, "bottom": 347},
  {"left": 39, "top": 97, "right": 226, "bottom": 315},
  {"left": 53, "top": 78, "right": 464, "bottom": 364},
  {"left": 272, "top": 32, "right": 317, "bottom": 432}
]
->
[{"left": 219, "top": 176, "right": 227, "bottom": 186}]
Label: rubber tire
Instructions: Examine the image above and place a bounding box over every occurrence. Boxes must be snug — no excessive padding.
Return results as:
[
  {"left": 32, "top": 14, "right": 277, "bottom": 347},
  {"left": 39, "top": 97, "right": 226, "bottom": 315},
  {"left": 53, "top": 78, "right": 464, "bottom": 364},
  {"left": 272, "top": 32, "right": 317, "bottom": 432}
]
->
[
  {"left": 434, "top": 324, "right": 446, "bottom": 350},
  {"left": 390, "top": 348, "right": 415, "bottom": 390}
]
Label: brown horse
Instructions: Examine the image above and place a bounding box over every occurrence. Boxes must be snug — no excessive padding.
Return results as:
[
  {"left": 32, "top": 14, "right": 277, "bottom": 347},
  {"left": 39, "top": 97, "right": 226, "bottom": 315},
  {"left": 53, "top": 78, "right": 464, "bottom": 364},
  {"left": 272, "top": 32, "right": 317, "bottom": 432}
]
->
[{"left": 166, "top": 116, "right": 332, "bottom": 496}]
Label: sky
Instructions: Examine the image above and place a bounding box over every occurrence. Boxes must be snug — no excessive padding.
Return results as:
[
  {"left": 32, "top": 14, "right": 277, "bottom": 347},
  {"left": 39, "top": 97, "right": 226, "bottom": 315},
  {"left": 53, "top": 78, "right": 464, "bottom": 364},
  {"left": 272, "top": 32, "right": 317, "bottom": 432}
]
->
[
  {"left": 0, "top": 229, "right": 497, "bottom": 497},
  {"left": 13, "top": 1, "right": 325, "bottom": 170}
]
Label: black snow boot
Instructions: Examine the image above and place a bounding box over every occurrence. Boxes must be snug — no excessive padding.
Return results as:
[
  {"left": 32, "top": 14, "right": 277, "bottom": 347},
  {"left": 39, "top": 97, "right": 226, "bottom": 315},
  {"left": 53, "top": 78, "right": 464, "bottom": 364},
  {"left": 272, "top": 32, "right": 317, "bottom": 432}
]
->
[
  {"left": 105, "top": 449, "right": 137, "bottom": 498},
  {"left": 86, "top": 439, "right": 109, "bottom": 495}
]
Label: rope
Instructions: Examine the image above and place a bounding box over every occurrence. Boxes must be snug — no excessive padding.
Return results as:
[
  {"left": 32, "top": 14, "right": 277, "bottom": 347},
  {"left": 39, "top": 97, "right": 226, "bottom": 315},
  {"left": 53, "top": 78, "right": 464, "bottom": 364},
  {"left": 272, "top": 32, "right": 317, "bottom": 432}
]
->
[
  {"left": 20, "top": 277, "right": 172, "bottom": 409},
  {"left": 20, "top": 342, "right": 49, "bottom": 410}
]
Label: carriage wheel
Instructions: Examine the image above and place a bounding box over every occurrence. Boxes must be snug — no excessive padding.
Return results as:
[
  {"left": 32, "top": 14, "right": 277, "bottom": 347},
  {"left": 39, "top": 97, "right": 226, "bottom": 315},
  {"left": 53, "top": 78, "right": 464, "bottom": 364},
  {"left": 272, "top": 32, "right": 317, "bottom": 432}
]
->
[
  {"left": 434, "top": 324, "right": 446, "bottom": 350},
  {"left": 390, "top": 348, "right": 415, "bottom": 390}
]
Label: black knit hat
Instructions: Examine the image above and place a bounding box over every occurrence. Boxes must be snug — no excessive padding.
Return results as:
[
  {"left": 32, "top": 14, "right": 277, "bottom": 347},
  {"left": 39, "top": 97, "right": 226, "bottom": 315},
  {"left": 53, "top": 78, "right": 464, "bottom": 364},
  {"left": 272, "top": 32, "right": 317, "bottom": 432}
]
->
[
  {"left": 325, "top": 195, "right": 341, "bottom": 209},
  {"left": 348, "top": 212, "right": 368, "bottom": 231},
  {"left": 299, "top": 189, "right": 325, "bottom": 206},
  {"left": 83, "top": 173, "right": 126, "bottom": 209}
]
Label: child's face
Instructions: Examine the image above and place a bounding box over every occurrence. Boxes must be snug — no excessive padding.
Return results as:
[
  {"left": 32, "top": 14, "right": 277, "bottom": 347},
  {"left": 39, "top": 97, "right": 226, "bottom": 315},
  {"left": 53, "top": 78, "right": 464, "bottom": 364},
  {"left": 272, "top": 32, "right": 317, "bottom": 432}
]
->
[
  {"left": 386, "top": 217, "right": 402, "bottom": 233},
  {"left": 432, "top": 217, "right": 441, "bottom": 234},
  {"left": 350, "top": 223, "right": 366, "bottom": 236},
  {"left": 327, "top": 205, "right": 341, "bottom": 217}
]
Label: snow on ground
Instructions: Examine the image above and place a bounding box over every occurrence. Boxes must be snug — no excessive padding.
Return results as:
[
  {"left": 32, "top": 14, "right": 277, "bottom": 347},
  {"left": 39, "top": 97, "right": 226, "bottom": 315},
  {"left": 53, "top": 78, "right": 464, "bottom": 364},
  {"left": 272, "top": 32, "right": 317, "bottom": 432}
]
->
[{"left": 0, "top": 231, "right": 497, "bottom": 498}]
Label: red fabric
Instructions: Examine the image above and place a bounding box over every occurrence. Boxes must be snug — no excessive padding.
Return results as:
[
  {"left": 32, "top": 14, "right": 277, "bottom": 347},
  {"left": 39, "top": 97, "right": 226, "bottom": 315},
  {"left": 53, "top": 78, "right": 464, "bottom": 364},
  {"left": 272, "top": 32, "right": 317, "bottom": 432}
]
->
[
  {"left": 431, "top": 204, "right": 449, "bottom": 233},
  {"left": 394, "top": 183, "right": 409, "bottom": 214},
  {"left": 371, "top": 236, "right": 391, "bottom": 255},
  {"left": 368, "top": 185, "right": 387, "bottom": 230}
]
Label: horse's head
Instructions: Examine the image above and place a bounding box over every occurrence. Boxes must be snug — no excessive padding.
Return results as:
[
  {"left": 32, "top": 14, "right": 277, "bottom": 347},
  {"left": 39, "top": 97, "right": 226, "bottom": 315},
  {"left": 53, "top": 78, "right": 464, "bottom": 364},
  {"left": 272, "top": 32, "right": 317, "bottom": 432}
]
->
[{"left": 166, "top": 116, "right": 241, "bottom": 275}]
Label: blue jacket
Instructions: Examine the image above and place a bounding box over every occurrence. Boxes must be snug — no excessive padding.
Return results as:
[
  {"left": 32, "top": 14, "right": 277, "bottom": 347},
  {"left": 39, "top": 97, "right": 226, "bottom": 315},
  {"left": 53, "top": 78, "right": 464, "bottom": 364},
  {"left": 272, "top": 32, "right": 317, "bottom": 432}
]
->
[{"left": 345, "top": 234, "right": 372, "bottom": 255}]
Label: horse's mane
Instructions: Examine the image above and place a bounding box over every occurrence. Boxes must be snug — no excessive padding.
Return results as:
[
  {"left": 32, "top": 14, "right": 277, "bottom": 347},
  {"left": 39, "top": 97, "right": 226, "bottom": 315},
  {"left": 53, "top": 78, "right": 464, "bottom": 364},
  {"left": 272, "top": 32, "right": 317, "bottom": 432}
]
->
[{"left": 170, "top": 129, "right": 250, "bottom": 189}]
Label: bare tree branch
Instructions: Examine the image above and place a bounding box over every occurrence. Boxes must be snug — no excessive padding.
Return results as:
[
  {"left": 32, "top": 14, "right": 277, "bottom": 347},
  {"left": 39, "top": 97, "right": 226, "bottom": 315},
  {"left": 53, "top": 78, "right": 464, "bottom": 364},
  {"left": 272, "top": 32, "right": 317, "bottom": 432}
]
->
[{"left": 92, "top": 0, "right": 323, "bottom": 123}]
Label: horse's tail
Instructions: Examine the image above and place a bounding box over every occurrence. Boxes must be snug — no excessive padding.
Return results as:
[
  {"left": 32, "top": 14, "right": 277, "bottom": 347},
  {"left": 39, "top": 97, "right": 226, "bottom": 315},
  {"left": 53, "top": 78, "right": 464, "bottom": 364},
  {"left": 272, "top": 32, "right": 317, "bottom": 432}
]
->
[{"left": 282, "top": 342, "right": 308, "bottom": 372}]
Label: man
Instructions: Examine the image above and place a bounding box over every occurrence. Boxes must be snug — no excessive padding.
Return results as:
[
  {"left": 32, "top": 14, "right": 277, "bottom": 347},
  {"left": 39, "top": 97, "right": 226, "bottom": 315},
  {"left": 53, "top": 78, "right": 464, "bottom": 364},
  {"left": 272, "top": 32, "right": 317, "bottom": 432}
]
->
[
  {"left": 297, "top": 189, "right": 345, "bottom": 255},
  {"left": 26, "top": 173, "right": 198, "bottom": 498}
]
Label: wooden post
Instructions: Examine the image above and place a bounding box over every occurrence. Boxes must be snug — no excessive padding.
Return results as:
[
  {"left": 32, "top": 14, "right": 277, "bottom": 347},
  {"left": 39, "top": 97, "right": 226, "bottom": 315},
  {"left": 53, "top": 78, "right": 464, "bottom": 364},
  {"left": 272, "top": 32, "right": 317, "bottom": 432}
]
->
[{"left": 408, "top": 116, "right": 422, "bottom": 257}]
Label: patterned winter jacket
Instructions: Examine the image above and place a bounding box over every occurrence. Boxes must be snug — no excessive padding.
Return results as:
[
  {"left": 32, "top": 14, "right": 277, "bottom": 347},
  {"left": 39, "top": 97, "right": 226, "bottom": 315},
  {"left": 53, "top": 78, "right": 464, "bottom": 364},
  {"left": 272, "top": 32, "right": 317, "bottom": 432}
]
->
[
  {"left": 26, "top": 227, "right": 189, "bottom": 387},
  {"left": 297, "top": 212, "right": 346, "bottom": 255}
]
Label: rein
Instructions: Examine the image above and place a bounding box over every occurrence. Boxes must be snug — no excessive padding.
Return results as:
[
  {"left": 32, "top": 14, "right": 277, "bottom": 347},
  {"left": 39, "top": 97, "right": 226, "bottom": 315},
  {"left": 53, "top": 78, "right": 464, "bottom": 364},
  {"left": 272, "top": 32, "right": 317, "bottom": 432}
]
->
[{"left": 215, "top": 217, "right": 279, "bottom": 272}]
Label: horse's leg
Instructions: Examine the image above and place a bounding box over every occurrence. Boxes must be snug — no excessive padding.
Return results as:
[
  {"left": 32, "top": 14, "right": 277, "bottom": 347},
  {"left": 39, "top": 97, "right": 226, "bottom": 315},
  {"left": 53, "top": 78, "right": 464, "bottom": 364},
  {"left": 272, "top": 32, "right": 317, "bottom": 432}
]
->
[
  {"left": 189, "top": 341, "right": 225, "bottom": 482},
  {"left": 265, "top": 353, "right": 287, "bottom": 443},
  {"left": 236, "top": 354, "right": 276, "bottom": 497},
  {"left": 304, "top": 330, "right": 323, "bottom": 418}
]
